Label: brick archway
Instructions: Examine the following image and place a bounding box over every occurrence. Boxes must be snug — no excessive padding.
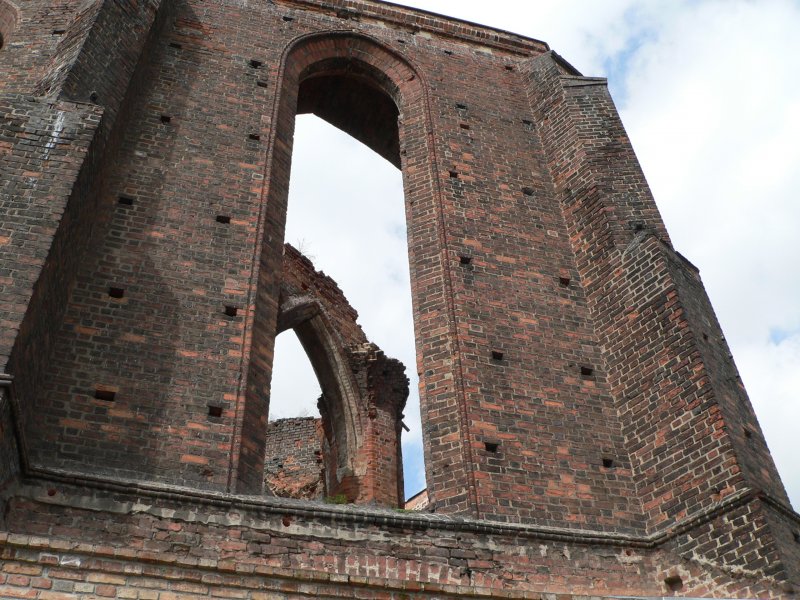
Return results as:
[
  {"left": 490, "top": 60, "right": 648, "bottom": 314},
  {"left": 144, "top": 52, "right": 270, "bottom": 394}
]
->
[{"left": 233, "top": 31, "right": 461, "bottom": 500}]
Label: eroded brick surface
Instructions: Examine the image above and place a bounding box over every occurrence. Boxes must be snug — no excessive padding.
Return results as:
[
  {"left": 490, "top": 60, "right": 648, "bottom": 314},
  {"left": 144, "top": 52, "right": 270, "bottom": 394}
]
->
[
  {"left": 265, "top": 417, "right": 325, "bottom": 500},
  {"left": 0, "top": 0, "right": 798, "bottom": 597}
]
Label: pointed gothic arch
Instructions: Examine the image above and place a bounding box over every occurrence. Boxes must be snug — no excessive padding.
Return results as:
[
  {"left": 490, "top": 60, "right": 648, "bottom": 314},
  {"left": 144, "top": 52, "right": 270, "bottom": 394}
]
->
[
  {"left": 234, "top": 32, "right": 460, "bottom": 503},
  {"left": 270, "top": 245, "right": 407, "bottom": 506}
]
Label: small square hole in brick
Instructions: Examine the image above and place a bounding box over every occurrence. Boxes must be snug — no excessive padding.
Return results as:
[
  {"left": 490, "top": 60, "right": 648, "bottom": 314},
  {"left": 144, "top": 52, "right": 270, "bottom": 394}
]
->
[
  {"left": 484, "top": 442, "right": 499, "bottom": 453},
  {"left": 559, "top": 276, "right": 571, "bottom": 287},
  {"left": 53, "top": 29, "right": 66, "bottom": 35},
  {"left": 444, "top": 50, "right": 453, "bottom": 56},
  {"left": 282, "top": 15, "right": 294, "bottom": 21},
  {"left": 224, "top": 305, "right": 239, "bottom": 317},
  {"left": 455, "top": 103, "right": 467, "bottom": 110},
  {"left": 95, "top": 389, "right": 116, "bottom": 402},
  {"left": 249, "top": 133, "right": 260, "bottom": 141},
  {"left": 208, "top": 405, "right": 223, "bottom": 418},
  {"left": 249, "top": 59, "right": 262, "bottom": 68},
  {"left": 160, "top": 115, "right": 171, "bottom": 124},
  {"left": 504, "top": 65, "right": 514, "bottom": 71},
  {"left": 522, "top": 187, "right": 534, "bottom": 197},
  {"left": 449, "top": 170, "right": 458, "bottom": 179},
  {"left": 118, "top": 195, "right": 134, "bottom": 206},
  {"left": 216, "top": 215, "right": 231, "bottom": 224},
  {"left": 108, "top": 287, "right": 125, "bottom": 299},
  {"left": 491, "top": 350, "right": 504, "bottom": 361},
  {"left": 459, "top": 255, "right": 472, "bottom": 265},
  {"left": 459, "top": 123, "right": 470, "bottom": 130},
  {"left": 744, "top": 428, "right": 753, "bottom": 439},
  {"left": 793, "top": 531, "right": 800, "bottom": 544},
  {"left": 169, "top": 42, "right": 182, "bottom": 49},
  {"left": 602, "top": 457, "right": 615, "bottom": 469},
  {"left": 522, "top": 119, "right": 533, "bottom": 126},
  {"left": 580, "top": 366, "right": 594, "bottom": 377},
  {"left": 257, "top": 80, "right": 268, "bottom": 88},
  {"left": 664, "top": 575, "right": 683, "bottom": 593}
]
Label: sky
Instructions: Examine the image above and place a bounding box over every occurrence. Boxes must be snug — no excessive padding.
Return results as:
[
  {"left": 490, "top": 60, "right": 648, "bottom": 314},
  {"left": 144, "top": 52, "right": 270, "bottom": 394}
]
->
[{"left": 270, "top": 0, "right": 800, "bottom": 508}]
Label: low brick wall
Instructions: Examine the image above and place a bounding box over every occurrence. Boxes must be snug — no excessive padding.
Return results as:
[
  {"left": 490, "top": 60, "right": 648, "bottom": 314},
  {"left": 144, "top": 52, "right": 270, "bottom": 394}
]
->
[
  {"left": 0, "top": 479, "right": 794, "bottom": 598},
  {"left": 265, "top": 417, "right": 325, "bottom": 500}
]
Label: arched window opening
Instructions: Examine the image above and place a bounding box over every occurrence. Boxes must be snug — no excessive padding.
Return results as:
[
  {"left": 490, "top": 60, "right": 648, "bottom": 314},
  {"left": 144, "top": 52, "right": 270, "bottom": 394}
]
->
[
  {"left": 297, "top": 61, "right": 401, "bottom": 167},
  {"left": 266, "top": 100, "right": 425, "bottom": 505},
  {"left": 241, "top": 35, "right": 436, "bottom": 509},
  {"left": 281, "top": 55, "right": 427, "bottom": 506}
]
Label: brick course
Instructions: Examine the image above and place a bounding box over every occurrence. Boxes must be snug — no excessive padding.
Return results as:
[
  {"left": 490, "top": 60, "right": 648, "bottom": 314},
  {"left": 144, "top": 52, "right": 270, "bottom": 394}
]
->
[
  {"left": 0, "top": 0, "right": 798, "bottom": 596},
  {"left": 264, "top": 417, "right": 325, "bottom": 500}
]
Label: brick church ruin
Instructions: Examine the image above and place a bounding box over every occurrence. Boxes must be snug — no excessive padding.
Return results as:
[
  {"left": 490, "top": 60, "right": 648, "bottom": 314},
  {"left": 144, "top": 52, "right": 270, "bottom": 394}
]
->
[{"left": 1, "top": 0, "right": 799, "bottom": 597}]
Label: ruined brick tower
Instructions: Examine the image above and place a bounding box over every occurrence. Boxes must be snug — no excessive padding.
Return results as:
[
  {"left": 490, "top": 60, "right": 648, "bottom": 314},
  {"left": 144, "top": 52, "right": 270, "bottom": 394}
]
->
[{"left": 1, "top": 0, "right": 798, "bottom": 597}]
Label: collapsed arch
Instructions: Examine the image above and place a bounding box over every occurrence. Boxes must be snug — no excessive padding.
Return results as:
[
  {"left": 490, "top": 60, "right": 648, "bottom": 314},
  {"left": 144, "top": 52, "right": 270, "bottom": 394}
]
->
[
  {"left": 269, "top": 245, "right": 408, "bottom": 506},
  {"left": 0, "top": 0, "right": 18, "bottom": 51}
]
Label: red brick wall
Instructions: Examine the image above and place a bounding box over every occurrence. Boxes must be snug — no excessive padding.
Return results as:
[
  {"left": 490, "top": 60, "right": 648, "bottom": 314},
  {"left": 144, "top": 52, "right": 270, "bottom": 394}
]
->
[
  {"left": 525, "top": 51, "right": 790, "bottom": 534},
  {"left": 1, "top": 481, "right": 796, "bottom": 598},
  {"left": 0, "top": 2, "right": 77, "bottom": 94},
  {"left": 0, "top": 0, "right": 16, "bottom": 51},
  {"left": 1, "top": 0, "right": 798, "bottom": 595},
  {"left": 264, "top": 417, "right": 325, "bottom": 500}
]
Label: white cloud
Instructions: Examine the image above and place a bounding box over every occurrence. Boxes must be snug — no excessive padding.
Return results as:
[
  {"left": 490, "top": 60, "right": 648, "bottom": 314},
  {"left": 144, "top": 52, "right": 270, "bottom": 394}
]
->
[
  {"left": 274, "top": 1, "right": 800, "bottom": 507},
  {"left": 617, "top": 0, "right": 800, "bottom": 509}
]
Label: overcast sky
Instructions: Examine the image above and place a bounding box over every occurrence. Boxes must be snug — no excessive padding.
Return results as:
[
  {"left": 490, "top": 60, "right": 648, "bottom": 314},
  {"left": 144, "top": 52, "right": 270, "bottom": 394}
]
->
[{"left": 270, "top": 0, "right": 800, "bottom": 507}]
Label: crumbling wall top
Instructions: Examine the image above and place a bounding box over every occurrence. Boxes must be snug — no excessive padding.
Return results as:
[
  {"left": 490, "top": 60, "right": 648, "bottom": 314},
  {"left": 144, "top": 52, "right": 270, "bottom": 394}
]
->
[{"left": 277, "top": 0, "right": 550, "bottom": 56}]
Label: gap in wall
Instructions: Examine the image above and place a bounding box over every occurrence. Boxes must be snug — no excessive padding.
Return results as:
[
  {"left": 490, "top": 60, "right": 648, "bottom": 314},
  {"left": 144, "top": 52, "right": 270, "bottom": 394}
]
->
[
  {"left": 270, "top": 330, "right": 321, "bottom": 419},
  {"left": 270, "top": 114, "right": 425, "bottom": 500}
]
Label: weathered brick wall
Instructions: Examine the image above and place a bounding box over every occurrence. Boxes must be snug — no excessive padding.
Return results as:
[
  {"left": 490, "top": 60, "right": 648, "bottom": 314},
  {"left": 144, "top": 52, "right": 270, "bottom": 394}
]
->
[
  {"left": 521, "top": 48, "right": 800, "bottom": 592},
  {"left": 404, "top": 487, "right": 429, "bottom": 511},
  {"left": 1, "top": 0, "right": 799, "bottom": 596},
  {"left": 0, "top": 1, "right": 81, "bottom": 94},
  {"left": 666, "top": 247, "right": 789, "bottom": 504},
  {"left": 0, "top": 0, "right": 16, "bottom": 50},
  {"left": 0, "top": 95, "right": 104, "bottom": 483},
  {"left": 524, "top": 50, "right": 790, "bottom": 533},
  {"left": 1, "top": 0, "right": 175, "bottom": 490},
  {"left": 264, "top": 417, "right": 325, "bottom": 500},
  {"left": 0, "top": 381, "right": 19, "bottom": 489},
  {"left": 280, "top": 244, "right": 367, "bottom": 346},
  {"left": 1, "top": 480, "right": 795, "bottom": 598},
  {"left": 343, "top": 344, "right": 408, "bottom": 505},
  {"left": 33, "top": 0, "right": 106, "bottom": 99},
  {"left": 0, "top": 94, "right": 100, "bottom": 368}
]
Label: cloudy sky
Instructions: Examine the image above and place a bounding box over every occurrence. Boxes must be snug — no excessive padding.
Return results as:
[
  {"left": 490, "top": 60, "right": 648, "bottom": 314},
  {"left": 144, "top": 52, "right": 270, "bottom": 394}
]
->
[{"left": 270, "top": 0, "right": 800, "bottom": 507}]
